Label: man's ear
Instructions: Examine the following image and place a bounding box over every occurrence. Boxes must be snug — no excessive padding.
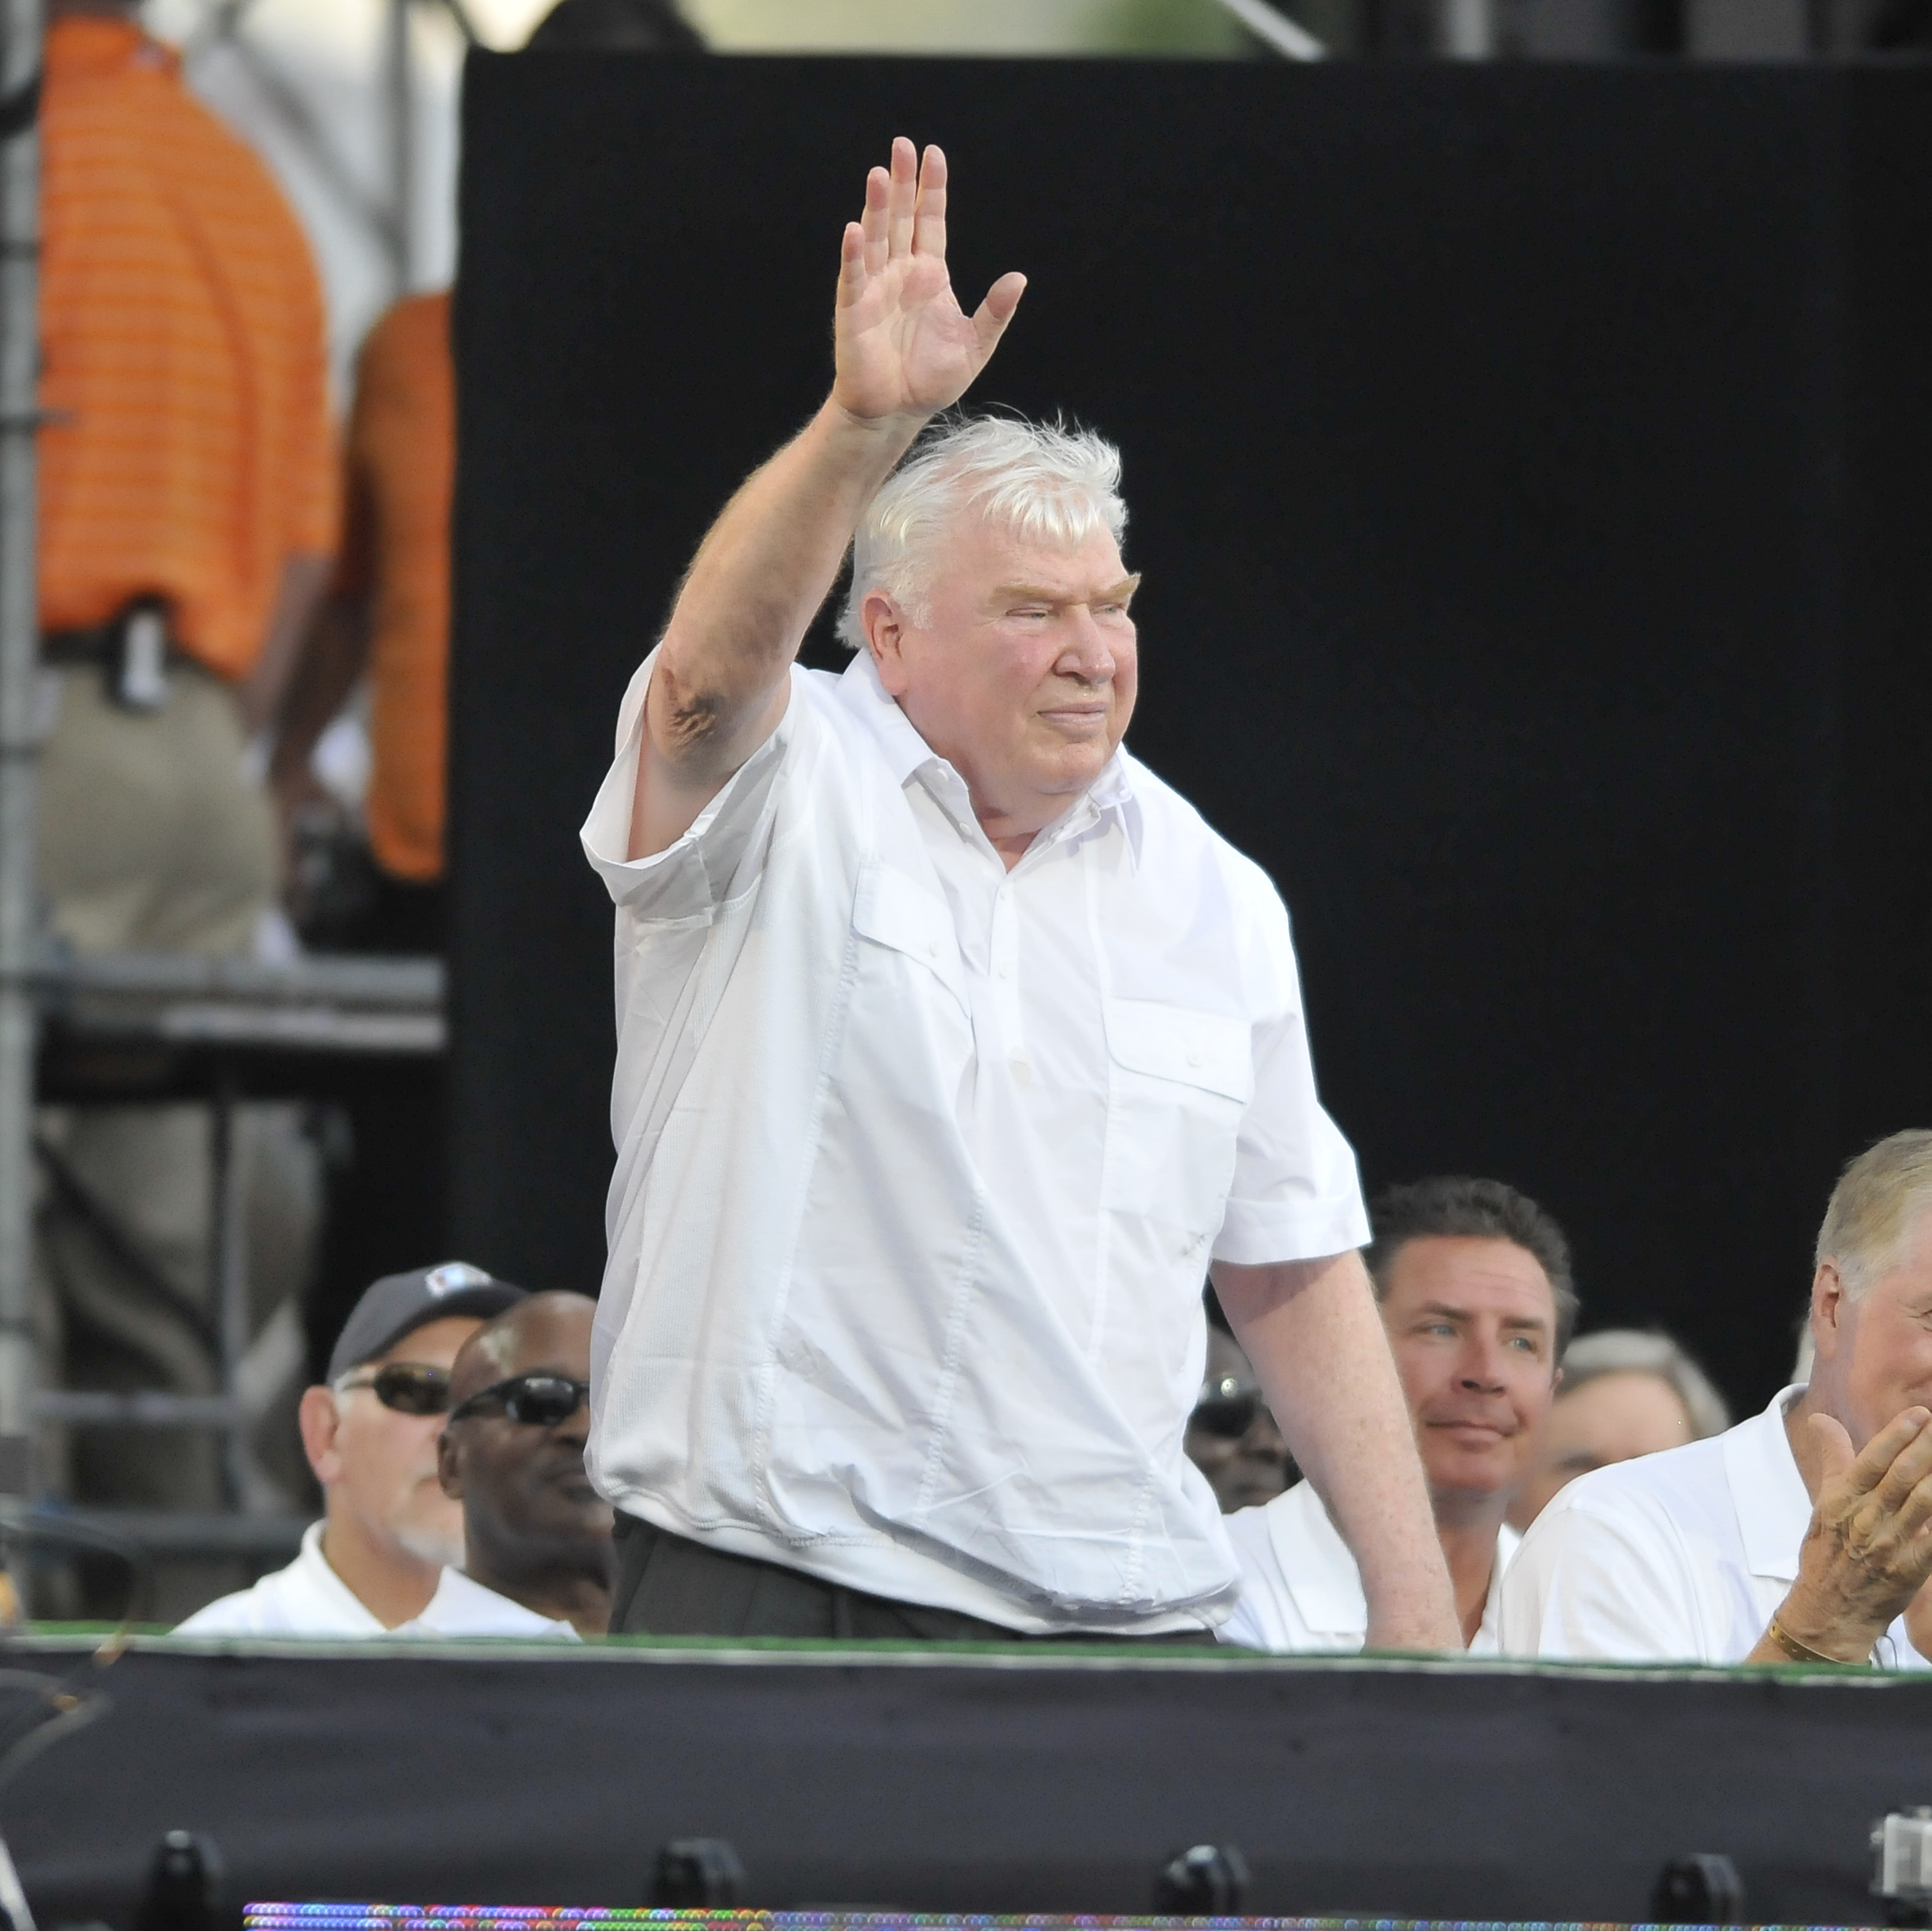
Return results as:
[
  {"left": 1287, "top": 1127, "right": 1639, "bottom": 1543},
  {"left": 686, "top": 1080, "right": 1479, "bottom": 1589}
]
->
[
  {"left": 1811, "top": 1260, "right": 1848, "bottom": 1361},
  {"left": 863, "top": 590, "right": 910, "bottom": 696},
  {"left": 298, "top": 1385, "right": 343, "bottom": 1487},
  {"left": 436, "top": 1425, "right": 463, "bottom": 1501}
]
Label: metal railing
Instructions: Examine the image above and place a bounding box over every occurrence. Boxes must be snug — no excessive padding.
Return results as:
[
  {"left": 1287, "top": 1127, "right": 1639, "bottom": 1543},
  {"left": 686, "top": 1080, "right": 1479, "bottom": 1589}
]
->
[{"left": 24, "top": 946, "right": 444, "bottom": 1565}]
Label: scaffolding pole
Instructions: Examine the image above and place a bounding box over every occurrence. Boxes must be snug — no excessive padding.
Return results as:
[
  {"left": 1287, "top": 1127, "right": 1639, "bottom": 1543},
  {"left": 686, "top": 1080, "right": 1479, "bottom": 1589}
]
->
[
  {"left": 385, "top": 0, "right": 413, "bottom": 294},
  {"left": 0, "top": 0, "right": 38, "bottom": 1499}
]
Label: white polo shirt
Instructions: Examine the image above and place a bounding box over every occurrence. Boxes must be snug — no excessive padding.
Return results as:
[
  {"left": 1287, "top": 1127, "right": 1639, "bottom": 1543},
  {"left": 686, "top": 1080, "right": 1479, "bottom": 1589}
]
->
[
  {"left": 1495, "top": 1385, "right": 1930, "bottom": 1667},
  {"left": 579, "top": 648, "right": 1368, "bottom": 1633},
  {"left": 174, "top": 1522, "right": 384, "bottom": 1637},
  {"left": 398, "top": 1568, "right": 581, "bottom": 1641},
  {"left": 1217, "top": 1478, "right": 1519, "bottom": 1653}
]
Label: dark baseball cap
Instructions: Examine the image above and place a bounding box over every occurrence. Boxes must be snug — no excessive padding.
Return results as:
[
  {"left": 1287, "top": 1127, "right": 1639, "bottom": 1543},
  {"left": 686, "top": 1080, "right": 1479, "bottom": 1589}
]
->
[{"left": 326, "top": 1262, "right": 529, "bottom": 1384}]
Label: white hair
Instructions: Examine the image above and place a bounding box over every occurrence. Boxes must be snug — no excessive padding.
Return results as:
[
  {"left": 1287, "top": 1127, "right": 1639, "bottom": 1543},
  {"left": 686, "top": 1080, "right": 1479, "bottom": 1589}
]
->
[
  {"left": 1814, "top": 1129, "right": 1932, "bottom": 1301},
  {"left": 1556, "top": 1328, "right": 1731, "bottom": 1441},
  {"left": 838, "top": 413, "right": 1128, "bottom": 651}
]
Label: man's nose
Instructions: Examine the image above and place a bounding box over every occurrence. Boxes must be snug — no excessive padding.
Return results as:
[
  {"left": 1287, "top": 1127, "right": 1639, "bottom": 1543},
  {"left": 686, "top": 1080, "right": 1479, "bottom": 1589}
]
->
[
  {"left": 1054, "top": 606, "right": 1117, "bottom": 682},
  {"left": 1240, "top": 1407, "right": 1286, "bottom": 1456},
  {"left": 1458, "top": 1345, "right": 1507, "bottom": 1392}
]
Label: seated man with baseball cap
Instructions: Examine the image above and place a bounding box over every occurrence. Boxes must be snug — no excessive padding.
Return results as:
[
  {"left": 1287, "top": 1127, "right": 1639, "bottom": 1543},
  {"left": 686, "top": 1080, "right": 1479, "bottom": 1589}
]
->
[
  {"left": 175, "top": 1262, "right": 527, "bottom": 1635},
  {"left": 404, "top": 1291, "right": 612, "bottom": 1639}
]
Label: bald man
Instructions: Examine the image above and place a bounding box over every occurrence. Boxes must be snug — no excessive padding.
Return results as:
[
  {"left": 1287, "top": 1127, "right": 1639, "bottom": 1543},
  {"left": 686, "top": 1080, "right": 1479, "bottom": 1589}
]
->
[{"left": 409, "top": 1292, "right": 613, "bottom": 1638}]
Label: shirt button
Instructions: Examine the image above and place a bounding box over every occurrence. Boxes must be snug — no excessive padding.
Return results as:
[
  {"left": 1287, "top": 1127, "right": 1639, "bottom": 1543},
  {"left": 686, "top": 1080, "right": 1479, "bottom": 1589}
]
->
[
  {"left": 1187, "top": 1049, "right": 1203, "bottom": 1067},
  {"left": 926, "top": 942, "right": 939, "bottom": 958}
]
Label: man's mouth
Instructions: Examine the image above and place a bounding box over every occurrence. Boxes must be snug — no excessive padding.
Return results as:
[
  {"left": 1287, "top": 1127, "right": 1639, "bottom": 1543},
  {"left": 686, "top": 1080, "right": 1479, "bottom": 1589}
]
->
[{"left": 1429, "top": 1418, "right": 1513, "bottom": 1441}]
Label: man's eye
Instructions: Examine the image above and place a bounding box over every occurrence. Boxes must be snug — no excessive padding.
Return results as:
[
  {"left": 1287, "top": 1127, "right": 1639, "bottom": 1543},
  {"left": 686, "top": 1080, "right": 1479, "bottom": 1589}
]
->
[{"left": 1508, "top": 1335, "right": 1539, "bottom": 1353}]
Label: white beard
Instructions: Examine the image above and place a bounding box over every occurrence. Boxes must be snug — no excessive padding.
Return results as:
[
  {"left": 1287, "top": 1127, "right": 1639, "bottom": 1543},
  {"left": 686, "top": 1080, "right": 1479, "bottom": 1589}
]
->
[{"left": 394, "top": 1517, "right": 464, "bottom": 1570}]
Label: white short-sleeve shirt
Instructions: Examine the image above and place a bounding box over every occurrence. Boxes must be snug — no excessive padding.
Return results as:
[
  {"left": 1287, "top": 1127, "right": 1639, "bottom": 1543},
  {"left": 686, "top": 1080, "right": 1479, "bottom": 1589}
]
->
[
  {"left": 396, "top": 1568, "right": 580, "bottom": 1641},
  {"left": 1217, "top": 1478, "right": 1519, "bottom": 1653},
  {"left": 578, "top": 648, "right": 1368, "bottom": 1633},
  {"left": 172, "top": 1522, "right": 385, "bottom": 1638},
  {"left": 1495, "top": 1385, "right": 1930, "bottom": 1667}
]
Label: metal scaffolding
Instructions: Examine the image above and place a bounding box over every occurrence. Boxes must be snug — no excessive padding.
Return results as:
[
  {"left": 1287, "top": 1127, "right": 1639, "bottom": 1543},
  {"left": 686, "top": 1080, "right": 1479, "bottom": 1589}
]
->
[
  {"left": 0, "top": 0, "right": 40, "bottom": 1507},
  {"left": 183, "top": 0, "right": 480, "bottom": 301},
  {"left": 0, "top": 0, "right": 463, "bottom": 1569}
]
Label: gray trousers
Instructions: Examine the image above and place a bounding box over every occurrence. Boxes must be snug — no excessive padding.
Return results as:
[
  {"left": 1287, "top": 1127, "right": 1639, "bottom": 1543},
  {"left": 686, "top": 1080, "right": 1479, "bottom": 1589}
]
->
[{"left": 609, "top": 1513, "right": 1221, "bottom": 1645}]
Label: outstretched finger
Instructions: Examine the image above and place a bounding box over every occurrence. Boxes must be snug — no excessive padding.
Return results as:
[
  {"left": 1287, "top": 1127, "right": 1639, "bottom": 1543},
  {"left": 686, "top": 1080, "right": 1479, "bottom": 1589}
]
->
[
  {"left": 1893, "top": 1469, "right": 1932, "bottom": 1549},
  {"left": 1831, "top": 1407, "right": 1931, "bottom": 1500},
  {"left": 837, "top": 221, "right": 867, "bottom": 307},
  {"left": 1874, "top": 1412, "right": 1932, "bottom": 1512},
  {"left": 913, "top": 144, "right": 948, "bottom": 258},
  {"left": 1807, "top": 1412, "right": 1857, "bottom": 1494},
  {"left": 887, "top": 135, "right": 918, "bottom": 259},
  {"left": 971, "top": 269, "right": 1028, "bottom": 353},
  {"left": 860, "top": 166, "right": 891, "bottom": 276}
]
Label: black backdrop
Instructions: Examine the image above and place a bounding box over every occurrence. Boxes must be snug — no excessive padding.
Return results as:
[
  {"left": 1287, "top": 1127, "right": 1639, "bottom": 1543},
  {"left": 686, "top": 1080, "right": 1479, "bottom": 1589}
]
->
[{"left": 450, "top": 54, "right": 1932, "bottom": 1415}]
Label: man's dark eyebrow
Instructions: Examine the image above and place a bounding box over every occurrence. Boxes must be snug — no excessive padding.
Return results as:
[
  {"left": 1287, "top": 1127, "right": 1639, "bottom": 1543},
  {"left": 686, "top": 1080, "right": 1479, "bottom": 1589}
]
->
[{"left": 1409, "top": 1300, "right": 1550, "bottom": 1332}]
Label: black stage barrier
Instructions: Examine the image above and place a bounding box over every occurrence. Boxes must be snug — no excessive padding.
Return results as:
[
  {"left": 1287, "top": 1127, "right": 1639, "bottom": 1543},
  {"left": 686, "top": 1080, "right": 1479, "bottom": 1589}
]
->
[
  {"left": 450, "top": 55, "right": 1932, "bottom": 1415},
  {"left": 8, "top": 1638, "right": 1932, "bottom": 1923}
]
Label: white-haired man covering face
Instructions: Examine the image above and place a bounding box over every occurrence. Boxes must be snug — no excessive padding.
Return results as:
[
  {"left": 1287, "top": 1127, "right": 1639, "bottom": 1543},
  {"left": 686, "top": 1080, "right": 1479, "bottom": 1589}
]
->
[
  {"left": 1498, "top": 1131, "right": 1932, "bottom": 1667},
  {"left": 579, "top": 139, "right": 1457, "bottom": 1646}
]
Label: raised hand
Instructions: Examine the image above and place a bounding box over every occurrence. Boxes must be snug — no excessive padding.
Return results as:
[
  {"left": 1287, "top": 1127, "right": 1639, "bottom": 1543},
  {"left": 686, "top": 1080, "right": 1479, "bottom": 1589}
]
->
[
  {"left": 833, "top": 137, "right": 1026, "bottom": 426},
  {"left": 1771, "top": 1408, "right": 1932, "bottom": 1661}
]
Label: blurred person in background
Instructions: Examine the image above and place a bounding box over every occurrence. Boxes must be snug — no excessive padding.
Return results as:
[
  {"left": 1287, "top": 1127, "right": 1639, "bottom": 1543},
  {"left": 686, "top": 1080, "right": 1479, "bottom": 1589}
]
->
[
  {"left": 1499, "top": 1132, "right": 1932, "bottom": 1667},
  {"left": 175, "top": 1264, "right": 525, "bottom": 1635},
  {"left": 32, "top": 0, "right": 337, "bottom": 1606},
  {"left": 523, "top": 0, "right": 705, "bottom": 47},
  {"left": 1507, "top": 1328, "right": 1729, "bottom": 1531},
  {"left": 1220, "top": 1178, "right": 1573, "bottom": 1653},
  {"left": 269, "top": 0, "right": 709, "bottom": 1384},
  {"left": 417, "top": 1291, "right": 611, "bottom": 1638},
  {"left": 1185, "top": 1293, "right": 1296, "bottom": 1513}
]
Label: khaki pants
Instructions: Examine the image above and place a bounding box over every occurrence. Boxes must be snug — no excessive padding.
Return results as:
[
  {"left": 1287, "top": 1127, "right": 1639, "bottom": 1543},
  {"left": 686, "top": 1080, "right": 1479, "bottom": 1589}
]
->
[
  {"left": 37, "top": 661, "right": 276, "bottom": 956},
  {"left": 32, "top": 664, "right": 317, "bottom": 1617}
]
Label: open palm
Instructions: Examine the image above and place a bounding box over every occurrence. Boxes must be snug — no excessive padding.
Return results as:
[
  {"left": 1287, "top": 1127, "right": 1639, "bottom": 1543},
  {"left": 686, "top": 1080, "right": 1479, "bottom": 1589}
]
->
[{"left": 833, "top": 138, "right": 1025, "bottom": 424}]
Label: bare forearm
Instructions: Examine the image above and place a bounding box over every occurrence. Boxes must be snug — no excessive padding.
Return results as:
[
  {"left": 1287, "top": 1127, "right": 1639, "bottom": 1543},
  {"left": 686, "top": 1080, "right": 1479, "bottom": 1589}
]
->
[
  {"left": 1215, "top": 1251, "right": 1460, "bottom": 1651},
  {"left": 270, "top": 592, "right": 371, "bottom": 788},
  {"left": 656, "top": 404, "right": 917, "bottom": 760},
  {"left": 628, "top": 138, "right": 1023, "bottom": 859},
  {"left": 629, "top": 400, "right": 922, "bottom": 858},
  {"left": 241, "top": 554, "right": 334, "bottom": 736}
]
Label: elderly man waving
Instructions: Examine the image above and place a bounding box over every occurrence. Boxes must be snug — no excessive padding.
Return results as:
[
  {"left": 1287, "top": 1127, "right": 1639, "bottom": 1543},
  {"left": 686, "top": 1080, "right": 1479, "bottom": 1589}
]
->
[{"left": 580, "top": 139, "right": 1457, "bottom": 1646}]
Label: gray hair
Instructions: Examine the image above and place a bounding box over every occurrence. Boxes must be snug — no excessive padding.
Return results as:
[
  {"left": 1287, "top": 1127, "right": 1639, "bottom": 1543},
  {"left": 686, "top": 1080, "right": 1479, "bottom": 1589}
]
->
[
  {"left": 837, "top": 413, "right": 1128, "bottom": 651},
  {"left": 1557, "top": 1328, "right": 1730, "bottom": 1440},
  {"left": 1814, "top": 1129, "right": 1932, "bottom": 1301}
]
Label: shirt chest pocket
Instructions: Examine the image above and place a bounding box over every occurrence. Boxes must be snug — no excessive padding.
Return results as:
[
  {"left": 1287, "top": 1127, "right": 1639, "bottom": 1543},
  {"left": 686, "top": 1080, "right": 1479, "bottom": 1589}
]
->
[
  {"left": 1102, "top": 999, "right": 1253, "bottom": 1240},
  {"left": 844, "top": 862, "right": 973, "bottom": 1104}
]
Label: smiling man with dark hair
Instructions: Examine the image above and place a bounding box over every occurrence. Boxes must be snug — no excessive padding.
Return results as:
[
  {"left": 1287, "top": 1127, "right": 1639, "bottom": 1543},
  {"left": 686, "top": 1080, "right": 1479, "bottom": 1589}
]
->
[{"left": 1220, "top": 1178, "right": 1569, "bottom": 1653}]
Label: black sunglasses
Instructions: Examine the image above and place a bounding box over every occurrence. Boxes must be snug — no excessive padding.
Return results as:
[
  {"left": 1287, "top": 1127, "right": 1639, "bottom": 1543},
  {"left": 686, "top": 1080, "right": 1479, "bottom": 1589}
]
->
[
  {"left": 449, "top": 1372, "right": 590, "bottom": 1429},
  {"left": 333, "top": 1361, "right": 452, "bottom": 1416},
  {"left": 1188, "top": 1375, "right": 1272, "bottom": 1441}
]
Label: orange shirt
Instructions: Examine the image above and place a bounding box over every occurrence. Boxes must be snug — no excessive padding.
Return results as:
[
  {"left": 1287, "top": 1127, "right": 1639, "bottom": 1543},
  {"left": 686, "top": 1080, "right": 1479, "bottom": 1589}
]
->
[
  {"left": 37, "top": 17, "right": 336, "bottom": 682},
  {"left": 336, "top": 292, "right": 453, "bottom": 884}
]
